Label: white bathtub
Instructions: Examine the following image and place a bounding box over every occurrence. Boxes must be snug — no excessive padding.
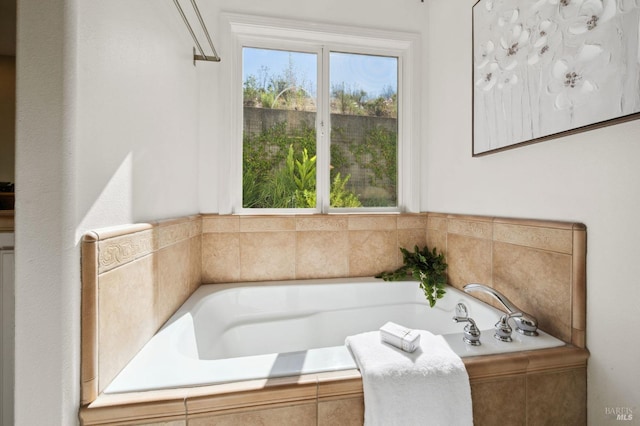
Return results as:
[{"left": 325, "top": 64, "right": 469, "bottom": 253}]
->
[{"left": 104, "top": 277, "right": 565, "bottom": 394}]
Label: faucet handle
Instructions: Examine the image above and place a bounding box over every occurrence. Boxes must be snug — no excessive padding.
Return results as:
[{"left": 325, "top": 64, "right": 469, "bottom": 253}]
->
[
  {"left": 453, "top": 303, "right": 481, "bottom": 346},
  {"left": 494, "top": 312, "right": 522, "bottom": 342}
]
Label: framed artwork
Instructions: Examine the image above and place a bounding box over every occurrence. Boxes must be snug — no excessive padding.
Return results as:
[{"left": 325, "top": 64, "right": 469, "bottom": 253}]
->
[{"left": 473, "top": 0, "right": 640, "bottom": 155}]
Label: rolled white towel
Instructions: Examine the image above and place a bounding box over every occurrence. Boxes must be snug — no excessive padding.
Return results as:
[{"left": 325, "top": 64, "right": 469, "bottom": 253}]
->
[{"left": 379, "top": 321, "right": 420, "bottom": 353}]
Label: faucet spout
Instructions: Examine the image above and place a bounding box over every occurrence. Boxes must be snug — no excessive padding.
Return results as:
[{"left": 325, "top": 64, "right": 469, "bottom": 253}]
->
[{"left": 463, "top": 283, "right": 539, "bottom": 336}]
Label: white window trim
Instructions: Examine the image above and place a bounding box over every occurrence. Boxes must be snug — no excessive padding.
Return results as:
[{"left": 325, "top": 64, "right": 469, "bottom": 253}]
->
[{"left": 219, "top": 13, "right": 421, "bottom": 214}]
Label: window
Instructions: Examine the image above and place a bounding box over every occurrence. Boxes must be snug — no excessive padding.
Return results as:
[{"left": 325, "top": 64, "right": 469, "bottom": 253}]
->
[{"left": 224, "top": 14, "right": 420, "bottom": 214}]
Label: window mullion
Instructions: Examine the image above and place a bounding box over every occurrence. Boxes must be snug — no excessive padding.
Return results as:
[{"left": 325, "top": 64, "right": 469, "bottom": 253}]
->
[{"left": 316, "top": 46, "right": 331, "bottom": 213}]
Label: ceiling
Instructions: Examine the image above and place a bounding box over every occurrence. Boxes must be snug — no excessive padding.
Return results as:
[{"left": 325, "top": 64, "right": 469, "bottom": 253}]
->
[{"left": 0, "top": 0, "right": 16, "bottom": 56}]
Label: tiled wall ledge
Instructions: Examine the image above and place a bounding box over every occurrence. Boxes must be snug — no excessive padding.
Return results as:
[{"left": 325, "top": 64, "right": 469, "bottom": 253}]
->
[
  {"left": 81, "top": 215, "right": 202, "bottom": 405},
  {"left": 427, "top": 213, "right": 586, "bottom": 348},
  {"left": 201, "top": 213, "right": 428, "bottom": 282},
  {"left": 79, "top": 346, "right": 588, "bottom": 425}
]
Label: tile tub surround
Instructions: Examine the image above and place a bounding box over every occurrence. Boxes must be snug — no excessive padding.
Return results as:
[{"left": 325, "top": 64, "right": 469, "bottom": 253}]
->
[
  {"left": 81, "top": 215, "right": 202, "bottom": 405},
  {"left": 200, "top": 214, "right": 428, "bottom": 283},
  {"left": 80, "top": 212, "right": 588, "bottom": 424},
  {"left": 427, "top": 213, "right": 587, "bottom": 348}
]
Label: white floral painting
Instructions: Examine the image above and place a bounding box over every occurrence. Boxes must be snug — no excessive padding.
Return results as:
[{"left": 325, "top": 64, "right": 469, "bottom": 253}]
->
[{"left": 473, "top": 0, "right": 640, "bottom": 155}]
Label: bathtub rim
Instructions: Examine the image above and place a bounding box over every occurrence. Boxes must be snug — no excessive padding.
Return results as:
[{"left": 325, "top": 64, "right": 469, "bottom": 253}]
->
[{"left": 80, "top": 344, "right": 589, "bottom": 425}]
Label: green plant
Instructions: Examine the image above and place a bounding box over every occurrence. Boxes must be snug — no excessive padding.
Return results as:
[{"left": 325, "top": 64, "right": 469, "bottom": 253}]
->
[
  {"left": 329, "top": 173, "right": 362, "bottom": 207},
  {"left": 376, "top": 245, "right": 448, "bottom": 307},
  {"left": 243, "top": 142, "right": 362, "bottom": 209}
]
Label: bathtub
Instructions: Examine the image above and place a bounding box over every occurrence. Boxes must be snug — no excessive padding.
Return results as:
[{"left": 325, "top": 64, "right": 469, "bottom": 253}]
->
[{"left": 104, "top": 277, "right": 565, "bottom": 394}]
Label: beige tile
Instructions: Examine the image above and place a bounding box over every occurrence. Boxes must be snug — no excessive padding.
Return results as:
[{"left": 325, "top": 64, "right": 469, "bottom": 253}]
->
[
  {"left": 296, "top": 231, "right": 349, "bottom": 279},
  {"left": 187, "top": 235, "right": 202, "bottom": 294},
  {"left": 157, "top": 219, "right": 198, "bottom": 249},
  {"left": 240, "top": 216, "right": 296, "bottom": 232},
  {"left": 445, "top": 233, "right": 492, "bottom": 290},
  {"left": 135, "top": 420, "right": 186, "bottom": 426},
  {"left": 426, "top": 228, "right": 447, "bottom": 256},
  {"left": 348, "top": 230, "right": 398, "bottom": 277},
  {"left": 397, "top": 214, "right": 427, "bottom": 229},
  {"left": 81, "top": 238, "right": 99, "bottom": 405},
  {"left": 493, "top": 242, "right": 573, "bottom": 343},
  {"left": 201, "top": 233, "right": 240, "bottom": 283},
  {"left": 397, "top": 228, "right": 427, "bottom": 255},
  {"left": 397, "top": 228, "right": 427, "bottom": 250},
  {"left": 572, "top": 227, "right": 587, "bottom": 348},
  {"left": 155, "top": 240, "right": 193, "bottom": 326},
  {"left": 526, "top": 346, "right": 588, "bottom": 373},
  {"left": 97, "top": 255, "right": 157, "bottom": 394},
  {"left": 526, "top": 368, "right": 586, "bottom": 425},
  {"left": 397, "top": 228, "right": 428, "bottom": 265},
  {"left": 318, "top": 396, "right": 364, "bottom": 426},
  {"left": 348, "top": 215, "right": 397, "bottom": 231},
  {"left": 470, "top": 376, "right": 526, "bottom": 426},
  {"left": 240, "top": 232, "right": 296, "bottom": 281},
  {"left": 447, "top": 216, "right": 493, "bottom": 239},
  {"left": 426, "top": 214, "right": 447, "bottom": 231},
  {"left": 493, "top": 223, "right": 573, "bottom": 254},
  {"left": 295, "top": 215, "right": 348, "bottom": 231},
  {"left": 188, "top": 403, "right": 316, "bottom": 426},
  {"left": 185, "top": 376, "right": 317, "bottom": 411},
  {"left": 91, "top": 223, "right": 153, "bottom": 240},
  {"left": 202, "top": 215, "right": 240, "bottom": 233},
  {"left": 316, "top": 370, "right": 362, "bottom": 398},
  {"left": 97, "top": 229, "right": 155, "bottom": 274},
  {"left": 80, "top": 394, "right": 187, "bottom": 426}
]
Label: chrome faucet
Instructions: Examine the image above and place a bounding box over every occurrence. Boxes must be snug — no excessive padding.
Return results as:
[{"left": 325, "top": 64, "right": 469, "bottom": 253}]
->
[
  {"left": 463, "top": 283, "right": 539, "bottom": 337},
  {"left": 452, "top": 302, "right": 481, "bottom": 346}
]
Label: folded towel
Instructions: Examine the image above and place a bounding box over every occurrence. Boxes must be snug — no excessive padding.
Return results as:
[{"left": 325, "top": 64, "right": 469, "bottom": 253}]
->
[
  {"left": 379, "top": 321, "right": 421, "bottom": 353},
  {"left": 345, "top": 329, "right": 473, "bottom": 426}
]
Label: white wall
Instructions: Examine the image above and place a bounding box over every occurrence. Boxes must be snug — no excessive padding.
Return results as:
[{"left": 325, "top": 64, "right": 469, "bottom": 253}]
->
[
  {"left": 427, "top": 1, "right": 640, "bottom": 425},
  {"left": 76, "top": 0, "right": 201, "bottom": 230},
  {"left": 15, "top": 0, "right": 78, "bottom": 423},
  {"left": 15, "top": 0, "right": 201, "bottom": 424}
]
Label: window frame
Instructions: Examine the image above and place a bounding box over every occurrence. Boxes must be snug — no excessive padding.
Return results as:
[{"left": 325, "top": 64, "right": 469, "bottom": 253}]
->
[{"left": 222, "top": 13, "right": 421, "bottom": 214}]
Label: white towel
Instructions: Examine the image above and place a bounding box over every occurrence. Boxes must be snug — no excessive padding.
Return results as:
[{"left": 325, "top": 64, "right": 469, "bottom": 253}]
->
[{"left": 345, "top": 329, "right": 473, "bottom": 426}]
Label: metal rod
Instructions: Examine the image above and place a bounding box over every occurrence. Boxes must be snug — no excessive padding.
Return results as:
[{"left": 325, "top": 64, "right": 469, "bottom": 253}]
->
[
  {"left": 173, "top": 0, "right": 221, "bottom": 63},
  {"left": 190, "top": 0, "right": 220, "bottom": 61}
]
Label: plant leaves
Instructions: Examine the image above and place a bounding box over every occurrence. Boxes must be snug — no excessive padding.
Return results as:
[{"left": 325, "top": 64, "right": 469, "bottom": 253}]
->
[{"left": 378, "top": 245, "right": 448, "bottom": 308}]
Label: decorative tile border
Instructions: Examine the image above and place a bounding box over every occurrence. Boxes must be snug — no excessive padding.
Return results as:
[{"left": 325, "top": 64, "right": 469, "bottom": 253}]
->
[
  {"left": 97, "top": 230, "right": 154, "bottom": 274},
  {"left": 493, "top": 223, "right": 573, "bottom": 254},
  {"left": 157, "top": 216, "right": 202, "bottom": 250}
]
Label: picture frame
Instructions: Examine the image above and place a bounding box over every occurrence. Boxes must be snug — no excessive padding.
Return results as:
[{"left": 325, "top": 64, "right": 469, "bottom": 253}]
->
[{"left": 472, "top": 0, "right": 640, "bottom": 156}]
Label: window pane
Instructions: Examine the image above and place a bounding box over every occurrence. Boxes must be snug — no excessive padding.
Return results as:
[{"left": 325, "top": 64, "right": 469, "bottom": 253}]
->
[
  {"left": 329, "top": 52, "right": 398, "bottom": 208},
  {"left": 242, "top": 47, "right": 318, "bottom": 208}
]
